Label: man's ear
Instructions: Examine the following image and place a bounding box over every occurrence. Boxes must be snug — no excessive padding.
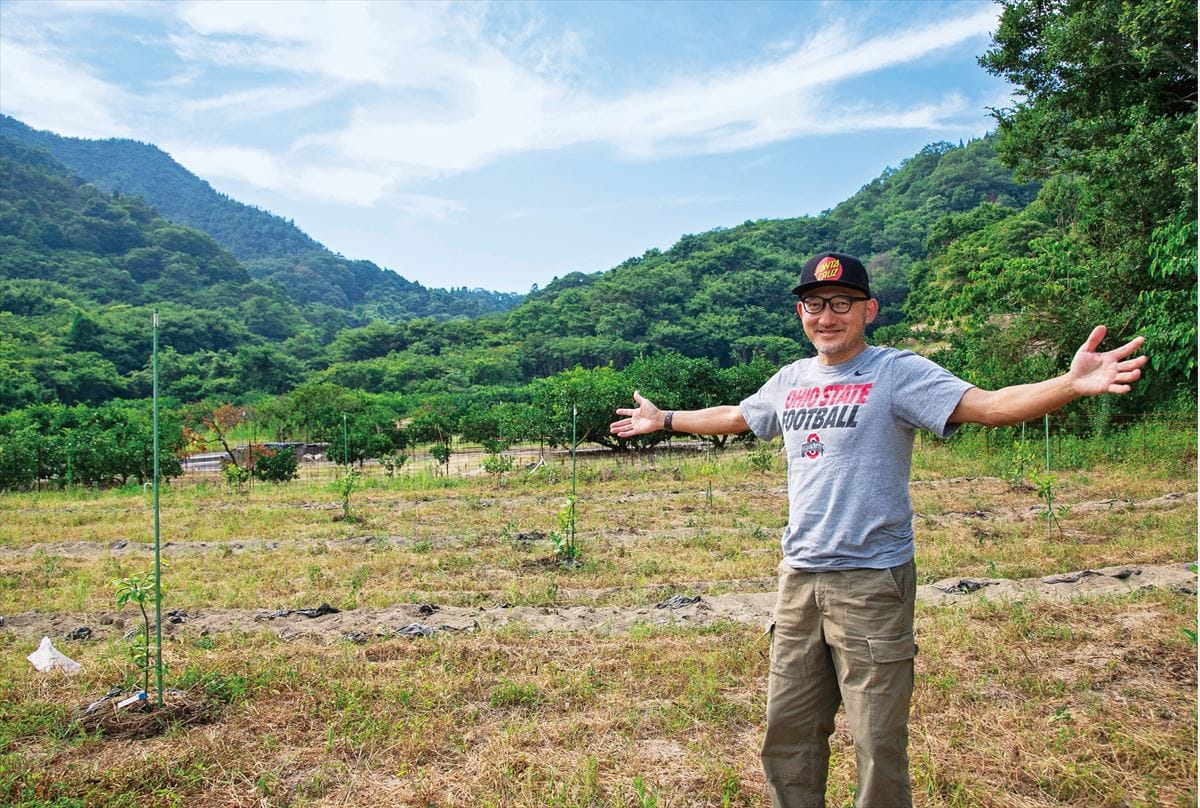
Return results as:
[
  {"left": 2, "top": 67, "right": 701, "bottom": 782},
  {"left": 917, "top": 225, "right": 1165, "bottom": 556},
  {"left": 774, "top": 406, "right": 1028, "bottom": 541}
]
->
[
  {"left": 865, "top": 298, "right": 879, "bottom": 323},
  {"left": 795, "top": 300, "right": 805, "bottom": 319}
]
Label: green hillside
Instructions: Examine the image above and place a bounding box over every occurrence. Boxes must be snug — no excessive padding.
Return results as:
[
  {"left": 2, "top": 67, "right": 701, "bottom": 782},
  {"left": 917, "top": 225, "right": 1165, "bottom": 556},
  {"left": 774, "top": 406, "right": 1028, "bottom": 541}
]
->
[
  {"left": 2, "top": 114, "right": 1047, "bottom": 410},
  {"left": 0, "top": 115, "right": 522, "bottom": 320},
  {"left": 0, "top": 114, "right": 321, "bottom": 261}
]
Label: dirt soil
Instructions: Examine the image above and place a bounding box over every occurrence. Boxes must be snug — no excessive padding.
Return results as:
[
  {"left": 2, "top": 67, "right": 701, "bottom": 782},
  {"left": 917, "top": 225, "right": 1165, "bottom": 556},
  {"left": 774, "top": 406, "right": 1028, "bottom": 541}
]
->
[{"left": 4, "top": 563, "right": 1194, "bottom": 646}]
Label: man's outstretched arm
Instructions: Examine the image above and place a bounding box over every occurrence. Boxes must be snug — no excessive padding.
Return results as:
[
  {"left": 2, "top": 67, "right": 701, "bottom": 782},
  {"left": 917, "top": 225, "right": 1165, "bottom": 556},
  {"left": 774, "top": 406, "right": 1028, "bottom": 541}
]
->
[
  {"left": 950, "top": 326, "right": 1148, "bottom": 427},
  {"left": 610, "top": 391, "right": 750, "bottom": 438}
]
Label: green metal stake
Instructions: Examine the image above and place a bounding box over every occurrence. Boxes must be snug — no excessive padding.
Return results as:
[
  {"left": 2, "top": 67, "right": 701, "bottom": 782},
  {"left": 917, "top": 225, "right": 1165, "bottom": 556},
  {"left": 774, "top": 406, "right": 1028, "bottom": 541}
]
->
[
  {"left": 570, "top": 405, "right": 577, "bottom": 549},
  {"left": 152, "top": 310, "right": 163, "bottom": 707},
  {"left": 1044, "top": 414, "right": 1051, "bottom": 472},
  {"left": 343, "top": 414, "right": 349, "bottom": 469}
]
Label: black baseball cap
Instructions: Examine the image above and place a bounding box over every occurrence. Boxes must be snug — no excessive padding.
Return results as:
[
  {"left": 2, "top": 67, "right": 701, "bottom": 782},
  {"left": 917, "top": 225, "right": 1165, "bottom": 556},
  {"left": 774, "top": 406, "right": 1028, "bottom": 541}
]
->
[{"left": 791, "top": 251, "right": 871, "bottom": 298}]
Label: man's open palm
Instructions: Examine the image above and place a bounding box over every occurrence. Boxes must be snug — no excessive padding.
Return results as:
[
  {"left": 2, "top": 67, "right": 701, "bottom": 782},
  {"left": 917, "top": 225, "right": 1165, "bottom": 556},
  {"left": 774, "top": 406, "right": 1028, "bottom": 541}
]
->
[
  {"left": 610, "top": 391, "right": 662, "bottom": 438},
  {"left": 1069, "top": 326, "right": 1148, "bottom": 397}
]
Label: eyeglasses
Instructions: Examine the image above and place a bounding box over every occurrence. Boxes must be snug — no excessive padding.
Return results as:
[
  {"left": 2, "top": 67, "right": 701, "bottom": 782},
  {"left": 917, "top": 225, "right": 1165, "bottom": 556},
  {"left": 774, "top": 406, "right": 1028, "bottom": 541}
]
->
[{"left": 798, "top": 294, "right": 869, "bottom": 314}]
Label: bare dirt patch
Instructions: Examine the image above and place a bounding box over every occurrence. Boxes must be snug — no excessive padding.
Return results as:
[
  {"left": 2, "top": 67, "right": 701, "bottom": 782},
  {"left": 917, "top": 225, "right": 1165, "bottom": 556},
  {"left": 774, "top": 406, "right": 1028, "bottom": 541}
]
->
[{"left": 4, "top": 563, "right": 1193, "bottom": 646}]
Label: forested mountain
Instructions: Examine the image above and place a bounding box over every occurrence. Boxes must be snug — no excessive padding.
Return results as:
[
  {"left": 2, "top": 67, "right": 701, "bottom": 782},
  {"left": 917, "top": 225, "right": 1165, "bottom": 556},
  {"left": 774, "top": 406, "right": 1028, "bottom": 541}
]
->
[
  {"left": 0, "top": 127, "right": 1039, "bottom": 410},
  {"left": 0, "top": 115, "right": 321, "bottom": 261},
  {"left": 0, "top": 115, "right": 522, "bottom": 320},
  {"left": 495, "top": 138, "right": 1037, "bottom": 376}
]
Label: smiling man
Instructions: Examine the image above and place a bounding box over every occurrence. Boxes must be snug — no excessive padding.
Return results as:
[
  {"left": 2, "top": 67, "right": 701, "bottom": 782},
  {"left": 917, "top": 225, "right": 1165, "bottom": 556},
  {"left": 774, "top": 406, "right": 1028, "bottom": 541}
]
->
[{"left": 610, "top": 251, "right": 1148, "bottom": 807}]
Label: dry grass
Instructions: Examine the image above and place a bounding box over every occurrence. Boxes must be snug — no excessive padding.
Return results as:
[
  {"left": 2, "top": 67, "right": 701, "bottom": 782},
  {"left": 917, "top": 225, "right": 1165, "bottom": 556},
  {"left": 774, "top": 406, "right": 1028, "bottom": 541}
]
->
[
  {"left": 3, "top": 593, "right": 1194, "bottom": 807},
  {"left": 1, "top": 431, "right": 1196, "bottom": 806}
]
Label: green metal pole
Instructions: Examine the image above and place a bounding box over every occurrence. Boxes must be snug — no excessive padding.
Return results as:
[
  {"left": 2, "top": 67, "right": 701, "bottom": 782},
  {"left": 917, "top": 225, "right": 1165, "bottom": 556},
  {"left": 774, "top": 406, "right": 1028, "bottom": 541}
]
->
[
  {"left": 152, "top": 310, "right": 163, "bottom": 707},
  {"left": 570, "top": 406, "right": 577, "bottom": 546},
  {"left": 1044, "top": 414, "right": 1051, "bottom": 472},
  {"left": 343, "top": 414, "right": 349, "bottom": 468}
]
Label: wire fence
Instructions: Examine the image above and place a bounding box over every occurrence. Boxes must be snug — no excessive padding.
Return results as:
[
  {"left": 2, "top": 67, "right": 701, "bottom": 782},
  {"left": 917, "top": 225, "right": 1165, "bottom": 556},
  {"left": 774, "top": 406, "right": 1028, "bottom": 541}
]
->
[{"left": 169, "top": 411, "right": 1196, "bottom": 489}]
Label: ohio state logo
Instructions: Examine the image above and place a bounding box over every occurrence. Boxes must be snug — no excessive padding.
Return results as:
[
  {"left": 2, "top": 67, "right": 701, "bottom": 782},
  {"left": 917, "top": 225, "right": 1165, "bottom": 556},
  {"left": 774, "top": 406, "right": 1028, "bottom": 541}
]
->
[
  {"left": 802, "top": 432, "right": 824, "bottom": 459},
  {"left": 814, "top": 257, "right": 843, "bottom": 282}
]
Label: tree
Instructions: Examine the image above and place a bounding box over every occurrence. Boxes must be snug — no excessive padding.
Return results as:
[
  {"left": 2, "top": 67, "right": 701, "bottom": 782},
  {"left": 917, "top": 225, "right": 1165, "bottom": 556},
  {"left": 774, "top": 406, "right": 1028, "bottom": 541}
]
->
[
  {"left": 251, "top": 446, "right": 299, "bottom": 482},
  {"left": 184, "top": 402, "right": 249, "bottom": 469},
  {"left": 975, "top": 0, "right": 1197, "bottom": 403},
  {"left": 531, "top": 366, "right": 630, "bottom": 450},
  {"left": 981, "top": 0, "right": 1197, "bottom": 241},
  {"left": 325, "top": 401, "right": 406, "bottom": 467},
  {"left": 407, "top": 393, "right": 464, "bottom": 473}
]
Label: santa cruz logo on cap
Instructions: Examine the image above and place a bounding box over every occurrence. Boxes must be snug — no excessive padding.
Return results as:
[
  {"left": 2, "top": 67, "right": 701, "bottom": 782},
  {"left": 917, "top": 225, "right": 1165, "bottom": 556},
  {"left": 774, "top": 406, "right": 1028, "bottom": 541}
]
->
[
  {"left": 814, "top": 257, "right": 843, "bottom": 282},
  {"left": 802, "top": 432, "right": 824, "bottom": 460}
]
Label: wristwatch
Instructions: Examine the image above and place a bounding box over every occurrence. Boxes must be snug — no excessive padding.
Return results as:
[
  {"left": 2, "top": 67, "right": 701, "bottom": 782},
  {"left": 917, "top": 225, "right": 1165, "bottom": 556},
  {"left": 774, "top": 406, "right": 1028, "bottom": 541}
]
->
[{"left": 663, "top": 411, "right": 674, "bottom": 431}]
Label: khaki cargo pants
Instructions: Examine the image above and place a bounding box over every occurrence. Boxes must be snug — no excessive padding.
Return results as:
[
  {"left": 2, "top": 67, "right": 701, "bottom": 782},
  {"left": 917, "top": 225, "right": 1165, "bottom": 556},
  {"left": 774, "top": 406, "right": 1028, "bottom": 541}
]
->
[{"left": 762, "top": 559, "right": 918, "bottom": 808}]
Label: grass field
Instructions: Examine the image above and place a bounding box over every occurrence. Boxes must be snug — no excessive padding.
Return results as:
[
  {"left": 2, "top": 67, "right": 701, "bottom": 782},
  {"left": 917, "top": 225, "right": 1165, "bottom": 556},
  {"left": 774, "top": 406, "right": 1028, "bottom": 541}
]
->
[{"left": 1, "top": 426, "right": 1196, "bottom": 807}]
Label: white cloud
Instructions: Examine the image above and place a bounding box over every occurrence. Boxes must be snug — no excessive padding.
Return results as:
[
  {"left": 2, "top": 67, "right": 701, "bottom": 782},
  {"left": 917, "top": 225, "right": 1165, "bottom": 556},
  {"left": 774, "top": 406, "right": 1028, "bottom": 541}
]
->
[
  {"left": 179, "top": 84, "right": 341, "bottom": 119},
  {"left": 2, "top": 0, "right": 1001, "bottom": 215},
  {"left": 389, "top": 193, "right": 467, "bottom": 225},
  {"left": 0, "top": 38, "right": 133, "bottom": 138},
  {"left": 279, "top": 5, "right": 999, "bottom": 181},
  {"left": 165, "top": 143, "right": 395, "bottom": 206}
]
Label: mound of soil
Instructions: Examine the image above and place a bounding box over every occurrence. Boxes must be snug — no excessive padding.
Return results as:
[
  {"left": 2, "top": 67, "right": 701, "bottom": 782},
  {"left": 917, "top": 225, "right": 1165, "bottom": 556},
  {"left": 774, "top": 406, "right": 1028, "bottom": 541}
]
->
[{"left": 71, "top": 689, "right": 219, "bottom": 740}]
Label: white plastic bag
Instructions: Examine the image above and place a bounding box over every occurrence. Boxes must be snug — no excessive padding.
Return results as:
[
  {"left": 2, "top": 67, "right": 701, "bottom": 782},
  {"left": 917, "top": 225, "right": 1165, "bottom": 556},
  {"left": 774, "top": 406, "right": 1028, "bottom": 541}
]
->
[{"left": 27, "top": 636, "right": 82, "bottom": 674}]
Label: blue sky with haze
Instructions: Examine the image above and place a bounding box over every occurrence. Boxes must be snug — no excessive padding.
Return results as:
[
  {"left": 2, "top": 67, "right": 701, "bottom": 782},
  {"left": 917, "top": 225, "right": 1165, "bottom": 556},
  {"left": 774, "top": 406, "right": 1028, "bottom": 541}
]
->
[{"left": 0, "top": 0, "right": 1012, "bottom": 292}]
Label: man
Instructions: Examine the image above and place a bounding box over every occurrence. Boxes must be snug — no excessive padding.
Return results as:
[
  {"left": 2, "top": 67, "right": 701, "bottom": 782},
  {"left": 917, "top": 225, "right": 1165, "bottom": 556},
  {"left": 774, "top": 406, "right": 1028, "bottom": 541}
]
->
[{"left": 610, "top": 251, "right": 1147, "bottom": 807}]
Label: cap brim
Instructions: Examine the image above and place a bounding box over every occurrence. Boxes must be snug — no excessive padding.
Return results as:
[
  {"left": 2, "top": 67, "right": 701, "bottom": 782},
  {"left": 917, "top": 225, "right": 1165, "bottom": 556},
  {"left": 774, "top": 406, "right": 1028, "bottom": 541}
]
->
[{"left": 792, "top": 280, "right": 871, "bottom": 297}]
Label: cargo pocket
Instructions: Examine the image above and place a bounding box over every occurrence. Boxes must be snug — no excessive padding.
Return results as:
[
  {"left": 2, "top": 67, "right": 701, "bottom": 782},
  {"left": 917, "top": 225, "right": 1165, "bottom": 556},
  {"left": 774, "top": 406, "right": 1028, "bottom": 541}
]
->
[{"left": 867, "top": 632, "right": 917, "bottom": 664}]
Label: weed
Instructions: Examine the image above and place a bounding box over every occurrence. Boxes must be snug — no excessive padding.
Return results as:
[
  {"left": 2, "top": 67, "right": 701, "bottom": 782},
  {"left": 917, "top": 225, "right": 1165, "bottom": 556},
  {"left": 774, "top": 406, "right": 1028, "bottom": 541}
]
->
[
  {"left": 632, "top": 776, "right": 659, "bottom": 808},
  {"left": 488, "top": 679, "right": 541, "bottom": 708},
  {"left": 176, "top": 666, "right": 248, "bottom": 703},
  {"left": 747, "top": 439, "right": 776, "bottom": 473},
  {"left": 345, "top": 565, "right": 370, "bottom": 609}
]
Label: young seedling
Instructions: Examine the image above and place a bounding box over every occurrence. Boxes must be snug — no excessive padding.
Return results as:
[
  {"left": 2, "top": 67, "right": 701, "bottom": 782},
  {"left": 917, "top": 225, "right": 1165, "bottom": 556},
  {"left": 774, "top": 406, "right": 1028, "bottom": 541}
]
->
[
  {"left": 429, "top": 443, "right": 451, "bottom": 475},
  {"left": 1028, "top": 467, "right": 1069, "bottom": 538},
  {"left": 549, "top": 495, "right": 580, "bottom": 566},
  {"left": 221, "top": 461, "right": 251, "bottom": 492},
  {"left": 113, "top": 570, "right": 159, "bottom": 701},
  {"left": 336, "top": 468, "right": 360, "bottom": 521},
  {"left": 380, "top": 451, "right": 408, "bottom": 479},
  {"left": 481, "top": 452, "right": 514, "bottom": 487},
  {"left": 1005, "top": 440, "right": 1038, "bottom": 489}
]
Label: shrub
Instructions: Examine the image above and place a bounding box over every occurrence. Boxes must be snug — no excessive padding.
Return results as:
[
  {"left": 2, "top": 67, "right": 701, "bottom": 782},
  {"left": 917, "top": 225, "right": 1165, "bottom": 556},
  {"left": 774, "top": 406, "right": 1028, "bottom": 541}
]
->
[{"left": 252, "top": 447, "right": 298, "bottom": 482}]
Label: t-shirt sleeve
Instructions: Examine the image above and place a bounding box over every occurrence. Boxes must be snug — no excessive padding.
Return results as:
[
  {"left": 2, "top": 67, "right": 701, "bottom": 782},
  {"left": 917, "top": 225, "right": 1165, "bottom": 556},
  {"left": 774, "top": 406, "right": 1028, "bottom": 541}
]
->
[
  {"left": 739, "top": 366, "right": 789, "bottom": 440},
  {"left": 889, "top": 352, "right": 974, "bottom": 439}
]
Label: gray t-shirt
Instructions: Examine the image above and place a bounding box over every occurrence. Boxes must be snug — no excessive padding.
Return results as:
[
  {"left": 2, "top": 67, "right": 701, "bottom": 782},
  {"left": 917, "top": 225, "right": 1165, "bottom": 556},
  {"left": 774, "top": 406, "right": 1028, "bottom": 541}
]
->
[{"left": 740, "top": 345, "right": 972, "bottom": 571}]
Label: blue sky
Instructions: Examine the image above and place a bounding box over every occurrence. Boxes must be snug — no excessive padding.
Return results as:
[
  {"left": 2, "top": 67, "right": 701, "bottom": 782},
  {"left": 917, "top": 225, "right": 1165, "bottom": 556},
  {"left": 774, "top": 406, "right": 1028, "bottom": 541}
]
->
[{"left": 0, "top": 0, "right": 1012, "bottom": 293}]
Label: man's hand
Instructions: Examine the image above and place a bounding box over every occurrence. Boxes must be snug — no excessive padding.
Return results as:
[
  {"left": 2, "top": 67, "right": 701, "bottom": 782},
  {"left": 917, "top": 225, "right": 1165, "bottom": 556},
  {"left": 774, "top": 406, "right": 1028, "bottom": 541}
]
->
[
  {"left": 610, "top": 391, "right": 664, "bottom": 438},
  {"left": 951, "top": 326, "right": 1149, "bottom": 426},
  {"left": 1068, "top": 325, "right": 1148, "bottom": 397}
]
